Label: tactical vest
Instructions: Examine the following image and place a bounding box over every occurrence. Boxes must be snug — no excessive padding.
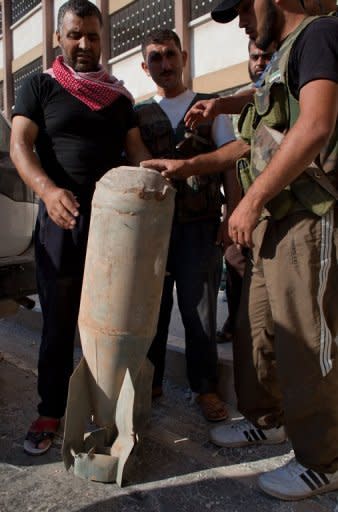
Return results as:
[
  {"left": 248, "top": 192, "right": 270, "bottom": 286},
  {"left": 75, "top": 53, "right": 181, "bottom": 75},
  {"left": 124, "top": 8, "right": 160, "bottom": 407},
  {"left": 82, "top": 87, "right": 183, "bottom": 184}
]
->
[
  {"left": 237, "top": 16, "right": 338, "bottom": 219},
  {"left": 135, "top": 93, "right": 223, "bottom": 223}
]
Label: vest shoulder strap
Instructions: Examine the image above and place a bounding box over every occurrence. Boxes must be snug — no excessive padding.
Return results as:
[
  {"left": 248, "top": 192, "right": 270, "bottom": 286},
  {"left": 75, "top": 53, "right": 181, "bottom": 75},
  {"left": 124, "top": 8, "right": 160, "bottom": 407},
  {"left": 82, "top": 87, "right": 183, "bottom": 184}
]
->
[
  {"left": 277, "top": 16, "right": 322, "bottom": 127},
  {"left": 277, "top": 16, "right": 318, "bottom": 82}
]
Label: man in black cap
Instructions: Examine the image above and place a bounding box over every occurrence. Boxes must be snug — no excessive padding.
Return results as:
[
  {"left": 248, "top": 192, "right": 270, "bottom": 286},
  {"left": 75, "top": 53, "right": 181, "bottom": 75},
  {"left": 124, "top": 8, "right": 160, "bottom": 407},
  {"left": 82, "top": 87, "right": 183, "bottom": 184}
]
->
[
  {"left": 185, "top": 0, "right": 336, "bottom": 129},
  {"left": 212, "top": 0, "right": 253, "bottom": 25},
  {"left": 204, "top": 0, "right": 338, "bottom": 502}
]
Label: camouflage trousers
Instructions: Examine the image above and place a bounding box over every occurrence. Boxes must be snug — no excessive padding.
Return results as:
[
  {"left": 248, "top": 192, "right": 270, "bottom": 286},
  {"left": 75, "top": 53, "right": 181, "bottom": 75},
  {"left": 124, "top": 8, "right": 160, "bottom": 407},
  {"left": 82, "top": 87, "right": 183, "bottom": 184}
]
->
[{"left": 234, "top": 207, "right": 338, "bottom": 473}]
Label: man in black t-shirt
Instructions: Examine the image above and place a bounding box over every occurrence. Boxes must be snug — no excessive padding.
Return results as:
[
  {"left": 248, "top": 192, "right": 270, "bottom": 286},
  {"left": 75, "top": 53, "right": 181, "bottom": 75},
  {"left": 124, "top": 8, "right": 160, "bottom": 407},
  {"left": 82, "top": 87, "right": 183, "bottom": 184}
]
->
[
  {"left": 201, "top": 0, "right": 338, "bottom": 502},
  {"left": 10, "top": 0, "right": 150, "bottom": 456},
  {"left": 184, "top": 1, "right": 337, "bottom": 129}
]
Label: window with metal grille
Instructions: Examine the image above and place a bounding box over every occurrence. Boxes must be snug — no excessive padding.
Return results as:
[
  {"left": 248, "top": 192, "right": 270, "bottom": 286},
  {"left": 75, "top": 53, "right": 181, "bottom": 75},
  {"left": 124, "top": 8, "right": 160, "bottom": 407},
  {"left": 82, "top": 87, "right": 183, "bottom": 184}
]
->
[
  {"left": 13, "top": 57, "right": 43, "bottom": 101},
  {"left": 110, "top": 0, "right": 175, "bottom": 59},
  {"left": 190, "top": 0, "right": 220, "bottom": 21},
  {"left": 11, "top": 0, "right": 40, "bottom": 25},
  {"left": 0, "top": 82, "right": 3, "bottom": 112}
]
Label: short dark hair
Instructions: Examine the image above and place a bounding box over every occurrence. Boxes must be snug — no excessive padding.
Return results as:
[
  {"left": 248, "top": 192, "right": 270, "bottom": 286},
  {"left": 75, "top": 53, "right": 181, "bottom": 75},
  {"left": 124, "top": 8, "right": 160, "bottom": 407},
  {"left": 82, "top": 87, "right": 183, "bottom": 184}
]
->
[
  {"left": 141, "top": 29, "right": 182, "bottom": 58},
  {"left": 57, "top": 0, "right": 103, "bottom": 32}
]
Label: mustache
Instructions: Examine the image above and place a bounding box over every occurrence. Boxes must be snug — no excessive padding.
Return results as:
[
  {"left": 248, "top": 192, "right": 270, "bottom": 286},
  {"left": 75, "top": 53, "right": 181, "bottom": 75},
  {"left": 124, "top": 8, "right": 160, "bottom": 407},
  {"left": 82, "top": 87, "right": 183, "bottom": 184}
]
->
[
  {"left": 160, "top": 70, "right": 174, "bottom": 76},
  {"left": 75, "top": 51, "right": 93, "bottom": 58}
]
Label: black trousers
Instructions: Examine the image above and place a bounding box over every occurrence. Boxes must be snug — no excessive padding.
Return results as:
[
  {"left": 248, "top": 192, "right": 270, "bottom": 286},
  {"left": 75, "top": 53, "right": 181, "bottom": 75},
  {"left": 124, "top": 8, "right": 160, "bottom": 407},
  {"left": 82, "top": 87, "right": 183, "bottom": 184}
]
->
[
  {"left": 35, "top": 201, "right": 90, "bottom": 418},
  {"left": 148, "top": 220, "right": 222, "bottom": 393}
]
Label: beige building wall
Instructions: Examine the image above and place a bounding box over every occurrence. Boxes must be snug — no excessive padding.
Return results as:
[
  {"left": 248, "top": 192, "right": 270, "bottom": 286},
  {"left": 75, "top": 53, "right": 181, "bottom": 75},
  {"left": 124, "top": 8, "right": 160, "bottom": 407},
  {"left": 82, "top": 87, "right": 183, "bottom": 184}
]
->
[
  {"left": 109, "top": 0, "right": 134, "bottom": 13},
  {"left": 0, "top": 39, "right": 3, "bottom": 70},
  {"left": 12, "top": 45, "right": 43, "bottom": 73},
  {"left": 111, "top": 49, "right": 155, "bottom": 99},
  {"left": 190, "top": 17, "right": 249, "bottom": 84},
  {"left": 12, "top": 8, "right": 43, "bottom": 60}
]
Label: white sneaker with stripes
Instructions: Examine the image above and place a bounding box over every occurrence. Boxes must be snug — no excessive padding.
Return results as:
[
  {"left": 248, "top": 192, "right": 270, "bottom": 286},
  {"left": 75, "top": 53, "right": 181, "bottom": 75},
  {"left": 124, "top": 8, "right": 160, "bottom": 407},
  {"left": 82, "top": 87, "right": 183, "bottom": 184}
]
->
[
  {"left": 209, "top": 419, "right": 286, "bottom": 447},
  {"left": 258, "top": 457, "right": 338, "bottom": 500}
]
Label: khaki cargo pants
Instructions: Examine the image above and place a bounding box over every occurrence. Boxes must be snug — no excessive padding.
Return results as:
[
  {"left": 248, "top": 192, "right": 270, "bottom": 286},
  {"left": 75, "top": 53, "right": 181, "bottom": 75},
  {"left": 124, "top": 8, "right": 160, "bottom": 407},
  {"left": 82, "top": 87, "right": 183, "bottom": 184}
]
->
[{"left": 234, "top": 207, "right": 338, "bottom": 473}]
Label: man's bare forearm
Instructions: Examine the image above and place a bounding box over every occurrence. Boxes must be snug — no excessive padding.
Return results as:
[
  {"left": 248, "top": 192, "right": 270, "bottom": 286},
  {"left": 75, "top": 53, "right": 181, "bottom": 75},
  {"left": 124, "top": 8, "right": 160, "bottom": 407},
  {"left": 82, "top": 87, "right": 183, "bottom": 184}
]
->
[
  {"left": 141, "top": 139, "right": 249, "bottom": 179},
  {"left": 10, "top": 139, "right": 57, "bottom": 200},
  {"left": 11, "top": 117, "right": 80, "bottom": 230},
  {"left": 184, "top": 89, "right": 255, "bottom": 128},
  {"left": 217, "top": 90, "right": 255, "bottom": 115},
  {"left": 185, "top": 139, "right": 249, "bottom": 176},
  {"left": 223, "top": 166, "right": 242, "bottom": 216},
  {"left": 125, "top": 127, "right": 152, "bottom": 166}
]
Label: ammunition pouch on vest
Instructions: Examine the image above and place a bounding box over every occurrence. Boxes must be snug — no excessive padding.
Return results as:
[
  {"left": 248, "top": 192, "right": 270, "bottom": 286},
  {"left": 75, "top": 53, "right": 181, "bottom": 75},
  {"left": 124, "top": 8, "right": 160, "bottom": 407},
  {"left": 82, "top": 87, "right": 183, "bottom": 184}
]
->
[
  {"left": 237, "top": 16, "right": 338, "bottom": 219},
  {"left": 135, "top": 93, "right": 222, "bottom": 223},
  {"left": 236, "top": 157, "right": 297, "bottom": 219}
]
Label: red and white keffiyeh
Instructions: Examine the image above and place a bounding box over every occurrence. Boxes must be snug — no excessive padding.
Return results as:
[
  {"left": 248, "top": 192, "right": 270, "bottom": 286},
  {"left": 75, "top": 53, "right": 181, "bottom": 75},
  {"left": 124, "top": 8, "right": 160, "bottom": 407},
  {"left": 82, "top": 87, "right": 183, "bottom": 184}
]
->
[{"left": 45, "top": 55, "right": 134, "bottom": 110}]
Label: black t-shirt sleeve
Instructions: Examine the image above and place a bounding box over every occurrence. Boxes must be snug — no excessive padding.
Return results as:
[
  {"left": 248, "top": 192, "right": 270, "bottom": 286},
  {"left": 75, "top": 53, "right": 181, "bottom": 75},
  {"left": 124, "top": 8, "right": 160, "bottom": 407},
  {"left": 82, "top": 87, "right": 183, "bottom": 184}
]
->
[
  {"left": 124, "top": 98, "right": 138, "bottom": 131},
  {"left": 12, "top": 73, "right": 46, "bottom": 127},
  {"left": 288, "top": 17, "right": 338, "bottom": 98}
]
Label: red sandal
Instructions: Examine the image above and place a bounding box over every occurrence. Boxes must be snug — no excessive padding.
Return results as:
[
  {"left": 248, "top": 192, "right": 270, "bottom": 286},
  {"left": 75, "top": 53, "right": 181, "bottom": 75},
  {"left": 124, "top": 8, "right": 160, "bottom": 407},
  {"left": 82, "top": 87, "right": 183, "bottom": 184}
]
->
[{"left": 24, "top": 417, "right": 60, "bottom": 456}]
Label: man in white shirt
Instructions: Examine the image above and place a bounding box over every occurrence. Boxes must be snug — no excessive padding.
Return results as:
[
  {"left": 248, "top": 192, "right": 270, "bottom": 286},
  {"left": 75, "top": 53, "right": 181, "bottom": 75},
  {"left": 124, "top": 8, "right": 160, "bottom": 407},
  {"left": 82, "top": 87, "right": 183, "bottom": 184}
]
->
[{"left": 135, "top": 29, "right": 243, "bottom": 421}]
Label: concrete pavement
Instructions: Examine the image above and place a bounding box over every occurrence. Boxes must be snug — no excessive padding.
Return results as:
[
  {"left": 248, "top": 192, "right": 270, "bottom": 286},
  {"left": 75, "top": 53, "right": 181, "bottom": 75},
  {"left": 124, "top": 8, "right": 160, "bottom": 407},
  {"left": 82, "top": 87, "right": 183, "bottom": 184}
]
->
[{"left": 1, "top": 299, "right": 338, "bottom": 511}]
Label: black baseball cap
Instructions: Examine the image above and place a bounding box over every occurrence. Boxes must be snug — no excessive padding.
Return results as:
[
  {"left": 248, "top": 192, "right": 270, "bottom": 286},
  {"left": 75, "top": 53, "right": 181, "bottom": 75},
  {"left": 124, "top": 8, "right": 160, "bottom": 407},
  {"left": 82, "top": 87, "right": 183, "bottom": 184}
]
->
[{"left": 211, "top": 0, "right": 241, "bottom": 23}]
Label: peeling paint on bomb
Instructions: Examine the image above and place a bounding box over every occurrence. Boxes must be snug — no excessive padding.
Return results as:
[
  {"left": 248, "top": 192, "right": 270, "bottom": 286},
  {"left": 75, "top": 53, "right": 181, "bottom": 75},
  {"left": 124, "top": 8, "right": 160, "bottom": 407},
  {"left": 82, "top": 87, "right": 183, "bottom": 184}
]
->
[{"left": 62, "top": 166, "right": 175, "bottom": 486}]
